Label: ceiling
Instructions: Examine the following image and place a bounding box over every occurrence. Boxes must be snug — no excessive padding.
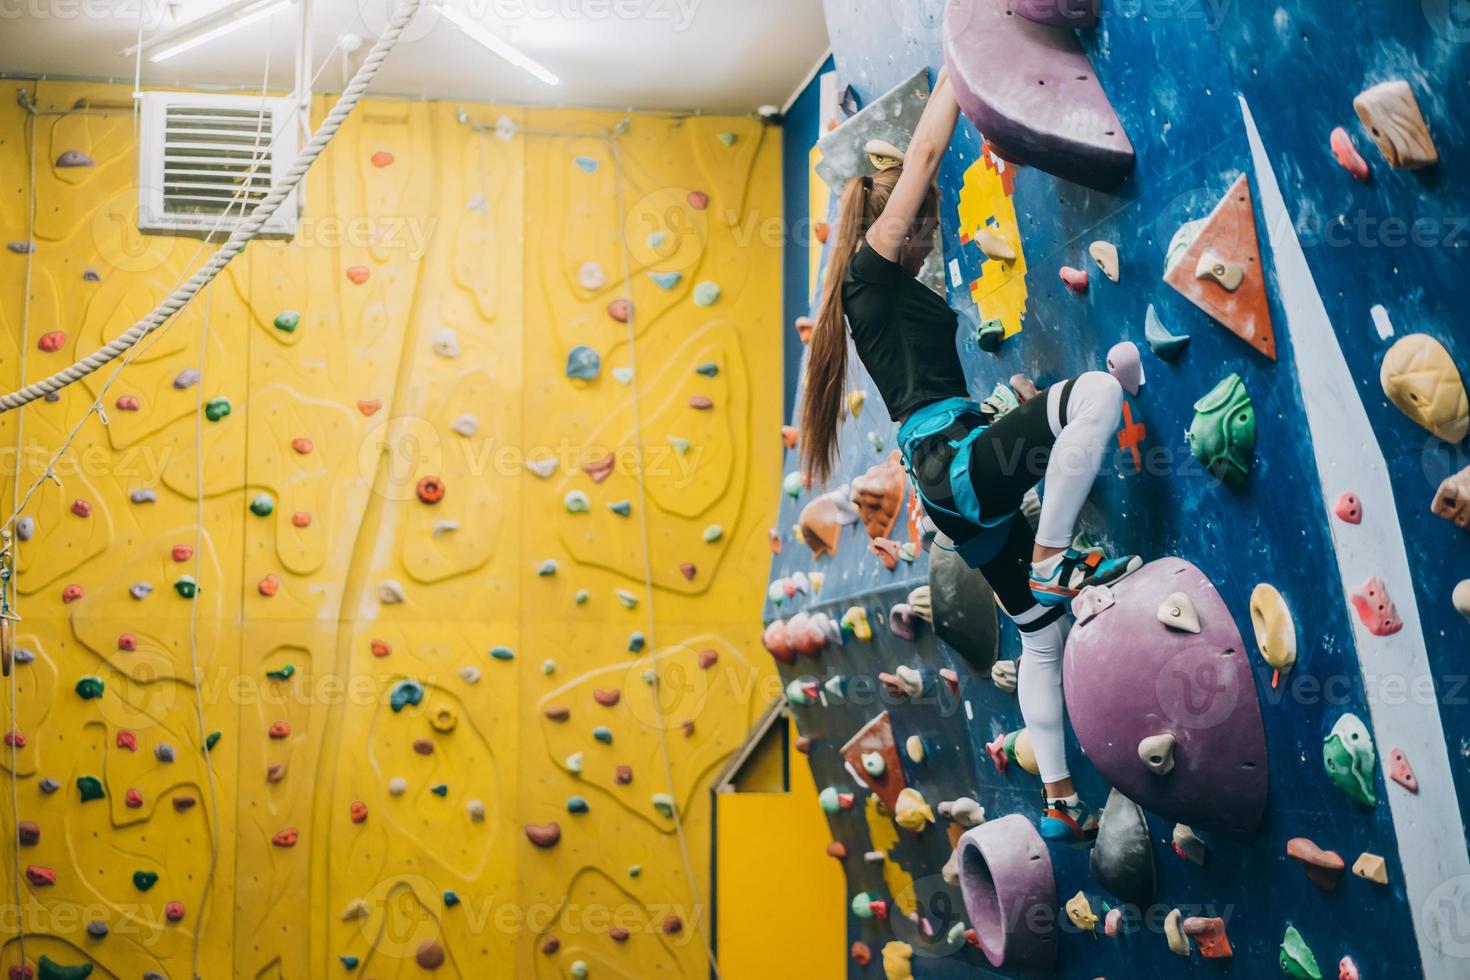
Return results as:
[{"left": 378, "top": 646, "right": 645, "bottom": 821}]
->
[{"left": 0, "top": 0, "right": 830, "bottom": 112}]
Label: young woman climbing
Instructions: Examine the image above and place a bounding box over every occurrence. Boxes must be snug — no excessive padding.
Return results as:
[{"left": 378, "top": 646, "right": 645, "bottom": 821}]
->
[{"left": 799, "top": 67, "right": 1140, "bottom": 845}]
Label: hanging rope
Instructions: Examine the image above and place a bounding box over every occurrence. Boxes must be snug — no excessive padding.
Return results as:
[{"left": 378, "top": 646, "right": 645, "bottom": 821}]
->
[{"left": 0, "top": 0, "right": 424, "bottom": 414}]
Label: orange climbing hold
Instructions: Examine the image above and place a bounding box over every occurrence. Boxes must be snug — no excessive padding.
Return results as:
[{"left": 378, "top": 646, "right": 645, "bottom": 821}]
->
[
  {"left": 416, "top": 476, "right": 446, "bottom": 504},
  {"left": 172, "top": 545, "right": 193, "bottom": 562},
  {"left": 370, "top": 150, "right": 394, "bottom": 167},
  {"left": 526, "top": 823, "right": 561, "bottom": 847},
  {"left": 272, "top": 827, "right": 299, "bottom": 847},
  {"left": 851, "top": 451, "right": 906, "bottom": 540},
  {"left": 346, "top": 265, "right": 370, "bottom": 284},
  {"left": 795, "top": 316, "right": 814, "bottom": 344},
  {"left": 291, "top": 437, "right": 314, "bottom": 454},
  {"left": 357, "top": 399, "right": 382, "bottom": 416},
  {"left": 1163, "top": 174, "right": 1276, "bottom": 359},
  {"left": 258, "top": 575, "right": 279, "bottom": 597},
  {"left": 593, "top": 689, "right": 621, "bottom": 707},
  {"left": 370, "top": 639, "right": 391, "bottom": 657},
  {"left": 851, "top": 942, "right": 871, "bottom": 966},
  {"left": 781, "top": 425, "right": 799, "bottom": 448},
  {"left": 350, "top": 801, "right": 368, "bottom": 824},
  {"left": 291, "top": 512, "right": 312, "bottom": 527},
  {"left": 583, "top": 453, "right": 616, "bottom": 483},
  {"left": 1182, "top": 917, "right": 1233, "bottom": 958},
  {"left": 269, "top": 721, "right": 291, "bottom": 738}
]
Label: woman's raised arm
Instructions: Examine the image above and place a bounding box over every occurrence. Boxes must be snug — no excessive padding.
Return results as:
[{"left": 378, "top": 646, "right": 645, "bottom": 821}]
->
[{"left": 865, "top": 68, "right": 960, "bottom": 262}]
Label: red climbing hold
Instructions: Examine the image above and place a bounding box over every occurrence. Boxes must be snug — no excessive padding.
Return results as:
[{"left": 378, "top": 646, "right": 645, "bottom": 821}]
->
[
  {"left": 258, "top": 575, "right": 279, "bottom": 597},
  {"left": 272, "top": 827, "right": 299, "bottom": 847},
  {"left": 346, "top": 265, "right": 370, "bottom": 284},
  {"left": 1350, "top": 576, "right": 1404, "bottom": 636},
  {"left": 25, "top": 865, "right": 56, "bottom": 886},
  {"left": 939, "top": 668, "right": 960, "bottom": 695},
  {"left": 71, "top": 499, "right": 92, "bottom": 518},
  {"left": 1183, "top": 916, "right": 1234, "bottom": 958},
  {"left": 3, "top": 732, "right": 24, "bottom": 748},
  {"left": 164, "top": 901, "right": 185, "bottom": 922},
  {"left": 357, "top": 399, "right": 382, "bottom": 416},
  {"left": 172, "top": 545, "right": 193, "bottom": 562},
  {"left": 125, "top": 788, "right": 143, "bottom": 808},
  {"left": 291, "top": 437, "right": 313, "bottom": 454},
  {"left": 118, "top": 634, "right": 137, "bottom": 651},
  {"left": 1330, "top": 127, "right": 1370, "bottom": 182},
  {"left": 662, "top": 914, "right": 684, "bottom": 934},
  {"left": 540, "top": 937, "right": 560, "bottom": 955},
  {"left": 1334, "top": 492, "right": 1363, "bottom": 524},
  {"left": 8, "top": 966, "right": 33, "bottom": 980},
  {"left": 687, "top": 191, "right": 709, "bottom": 210},
  {"left": 370, "top": 639, "right": 392, "bottom": 657},
  {"left": 614, "top": 765, "right": 633, "bottom": 784},
  {"left": 117, "top": 731, "right": 136, "bottom": 751},
  {"left": 61, "top": 584, "right": 84, "bottom": 603},
  {"left": 291, "top": 512, "right": 311, "bottom": 527},
  {"left": 1117, "top": 402, "right": 1147, "bottom": 472},
  {"left": 269, "top": 721, "right": 291, "bottom": 739},
  {"left": 1059, "top": 266, "right": 1089, "bottom": 292},
  {"left": 593, "top": 689, "right": 621, "bottom": 707},
  {"left": 610, "top": 926, "right": 630, "bottom": 942},
  {"left": 868, "top": 899, "right": 888, "bottom": 921},
  {"left": 851, "top": 942, "right": 871, "bottom": 966},
  {"left": 1389, "top": 747, "right": 1419, "bottom": 793},
  {"left": 350, "top": 801, "right": 368, "bottom": 824},
  {"left": 762, "top": 619, "right": 794, "bottom": 664},
  {"left": 679, "top": 562, "right": 697, "bottom": 580},
  {"left": 37, "top": 332, "right": 65, "bottom": 353},
  {"left": 697, "top": 649, "right": 718, "bottom": 669},
  {"left": 115, "top": 395, "right": 140, "bottom": 411},
  {"left": 370, "top": 151, "right": 394, "bottom": 167},
  {"left": 416, "top": 476, "right": 446, "bottom": 503}
]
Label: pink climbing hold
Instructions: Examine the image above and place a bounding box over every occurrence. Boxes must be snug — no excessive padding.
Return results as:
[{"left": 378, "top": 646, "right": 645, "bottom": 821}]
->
[
  {"left": 115, "top": 395, "right": 140, "bottom": 411},
  {"left": 1334, "top": 492, "right": 1362, "bottom": 524},
  {"left": 118, "top": 633, "right": 137, "bottom": 651},
  {"left": 697, "top": 648, "right": 718, "bottom": 669},
  {"left": 172, "top": 545, "right": 193, "bottom": 562},
  {"left": 985, "top": 733, "right": 1009, "bottom": 773},
  {"left": 61, "top": 584, "right": 84, "bottom": 603},
  {"left": 593, "top": 689, "right": 621, "bottom": 707},
  {"left": 1104, "top": 906, "right": 1122, "bottom": 937},
  {"left": 939, "top": 668, "right": 959, "bottom": 694},
  {"left": 1339, "top": 955, "right": 1360, "bottom": 980},
  {"left": 24, "top": 866, "right": 56, "bottom": 886},
  {"left": 870, "top": 537, "right": 901, "bottom": 571},
  {"left": 689, "top": 395, "right": 714, "bottom": 410},
  {"left": 785, "top": 612, "right": 828, "bottom": 657},
  {"left": 38, "top": 331, "right": 65, "bottom": 352},
  {"left": 1330, "top": 127, "right": 1370, "bottom": 182},
  {"left": 164, "top": 901, "right": 185, "bottom": 922},
  {"left": 1388, "top": 747, "right": 1418, "bottom": 793},
  {"left": 679, "top": 562, "right": 697, "bottom": 580},
  {"left": 1059, "top": 266, "right": 1089, "bottom": 292},
  {"left": 762, "top": 619, "right": 795, "bottom": 664},
  {"left": 125, "top": 788, "right": 144, "bottom": 808},
  {"left": 1105, "top": 341, "right": 1144, "bottom": 396},
  {"left": 71, "top": 499, "right": 92, "bottom": 518},
  {"left": 1350, "top": 576, "right": 1404, "bottom": 636},
  {"left": 687, "top": 190, "right": 709, "bottom": 210}
]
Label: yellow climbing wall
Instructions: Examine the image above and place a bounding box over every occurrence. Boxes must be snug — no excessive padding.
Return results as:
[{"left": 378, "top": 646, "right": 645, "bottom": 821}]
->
[{"left": 0, "top": 81, "right": 783, "bottom": 979}]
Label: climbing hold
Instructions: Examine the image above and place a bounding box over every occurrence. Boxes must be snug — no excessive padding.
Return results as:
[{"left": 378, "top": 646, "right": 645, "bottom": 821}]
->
[
  {"left": 1350, "top": 576, "right": 1404, "bottom": 636},
  {"left": 593, "top": 726, "right": 613, "bottom": 744},
  {"left": 593, "top": 688, "right": 621, "bottom": 708},
  {"left": 1058, "top": 266, "right": 1089, "bottom": 292},
  {"left": 70, "top": 499, "right": 92, "bottom": 518},
  {"left": 577, "top": 261, "right": 607, "bottom": 290},
  {"left": 1352, "top": 852, "right": 1388, "bottom": 885},
  {"left": 565, "top": 345, "right": 602, "bottom": 380},
  {"left": 651, "top": 793, "right": 676, "bottom": 818},
  {"left": 62, "top": 584, "right": 85, "bottom": 603},
  {"left": 390, "top": 679, "right": 425, "bottom": 713},
  {"left": 428, "top": 783, "right": 448, "bottom": 797},
  {"left": 257, "top": 574, "right": 279, "bottom": 597},
  {"left": 129, "top": 488, "right": 157, "bottom": 505},
  {"left": 944, "top": 1, "right": 1132, "bottom": 188},
  {"left": 565, "top": 752, "right": 583, "bottom": 774},
  {"left": 1162, "top": 908, "right": 1191, "bottom": 956},
  {"left": 880, "top": 942, "right": 913, "bottom": 980},
  {"left": 55, "top": 148, "right": 95, "bottom": 168},
  {"left": 870, "top": 537, "right": 901, "bottom": 570},
  {"left": 1354, "top": 80, "right": 1438, "bottom": 170},
  {"left": 894, "top": 788, "right": 934, "bottom": 832},
  {"left": 357, "top": 399, "right": 382, "bottom": 416},
  {"left": 16, "top": 516, "right": 34, "bottom": 541},
  {"left": 693, "top": 281, "right": 721, "bottom": 306},
  {"left": 1137, "top": 733, "right": 1176, "bottom": 775},
  {"left": 986, "top": 729, "right": 1039, "bottom": 776},
  {"left": 1288, "top": 837, "right": 1346, "bottom": 890},
  {"left": 785, "top": 678, "right": 819, "bottom": 706},
  {"left": 269, "top": 721, "right": 291, "bottom": 739},
  {"left": 973, "top": 228, "right": 1015, "bottom": 262},
  {"left": 1329, "top": 126, "right": 1370, "bottom": 181},
  {"left": 955, "top": 815, "right": 1057, "bottom": 969},
  {"left": 272, "top": 827, "right": 299, "bottom": 847},
  {"left": 38, "top": 778, "right": 60, "bottom": 793},
  {"left": 1334, "top": 492, "right": 1363, "bottom": 524},
  {"left": 1195, "top": 250, "right": 1244, "bottom": 292},
  {"left": 688, "top": 395, "right": 714, "bottom": 411},
  {"left": 1324, "top": 713, "right": 1377, "bottom": 807},
  {"left": 1380, "top": 334, "right": 1468, "bottom": 444},
  {"left": 123, "top": 788, "right": 143, "bottom": 808},
  {"left": 1156, "top": 592, "right": 1200, "bottom": 633},
  {"left": 573, "top": 155, "right": 598, "bottom": 173},
  {"left": 378, "top": 579, "right": 407, "bottom": 604},
  {"left": 174, "top": 793, "right": 198, "bottom": 810},
  {"left": 1454, "top": 580, "right": 1470, "bottom": 620},
  {"left": 1065, "top": 891, "right": 1098, "bottom": 933},
  {"left": 840, "top": 606, "right": 872, "bottom": 641},
  {"left": 155, "top": 744, "right": 175, "bottom": 763},
  {"left": 36, "top": 958, "right": 91, "bottom": 980},
  {"left": 864, "top": 137, "right": 904, "bottom": 170},
  {"left": 1090, "top": 787, "right": 1156, "bottom": 907},
  {"left": 702, "top": 524, "right": 724, "bottom": 543},
  {"left": 798, "top": 497, "right": 846, "bottom": 557},
  {"left": 203, "top": 396, "right": 232, "bottom": 421},
  {"left": 649, "top": 270, "right": 682, "bottom": 290},
  {"left": 1105, "top": 341, "right": 1143, "bottom": 396},
  {"left": 1181, "top": 917, "right": 1232, "bottom": 959},
  {"left": 1250, "top": 584, "right": 1298, "bottom": 675},
  {"left": 1435, "top": 466, "right": 1470, "bottom": 531},
  {"left": 1089, "top": 241, "right": 1120, "bottom": 282},
  {"left": 566, "top": 796, "right": 590, "bottom": 814},
  {"left": 415, "top": 940, "right": 445, "bottom": 970},
  {"left": 607, "top": 298, "right": 631, "bottom": 322},
  {"left": 249, "top": 493, "right": 275, "bottom": 516},
  {"left": 563, "top": 490, "right": 590, "bottom": 515},
  {"left": 846, "top": 390, "right": 867, "bottom": 420},
  {"left": 1339, "top": 956, "right": 1361, "bottom": 980},
  {"left": 904, "top": 735, "right": 924, "bottom": 764},
  {"left": 850, "top": 892, "right": 876, "bottom": 919},
  {"left": 173, "top": 576, "right": 198, "bottom": 599},
  {"left": 26, "top": 865, "right": 57, "bottom": 887},
  {"left": 74, "top": 675, "right": 105, "bottom": 700},
  {"left": 17, "top": 821, "right": 38, "bottom": 845},
  {"left": 75, "top": 774, "right": 106, "bottom": 802},
  {"left": 1188, "top": 373, "right": 1256, "bottom": 488},
  {"left": 627, "top": 631, "right": 646, "bottom": 652},
  {"left": 1144, "top": 304, "right": 1190, "bottom": 361},
  {"left": 991, "top": 659, "right": 1018, "bottom": 693},
  {"left": 851, "top": 451, "right": 906, "bottom": 540},
  {"left": 938, "top": 798, "right": 986, "bottom": 829},
  {"left": 370, "top": 150, "right": 394, "bottom": 167},
  {"left": 467, "top": 799, "right": 486, "bottom": 822},
  {"left": 132, "top": 870, "right": 158, "bottom": 891},
  {"left": 38, "top": 331, "right": 67, "bottom": 353},
  {"left": 1281, "top": 925, "right": 1323, "bottom": 979},
  {"left": 1388, "top": 747, "right": 1418, "bottom": 793},
  {"left": 414, "top": 474, "right": 447, "bottom": 504}
]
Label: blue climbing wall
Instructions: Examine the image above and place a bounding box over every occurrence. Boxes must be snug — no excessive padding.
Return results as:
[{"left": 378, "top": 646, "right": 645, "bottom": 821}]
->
[{"left": 767, "top": 1, "right": 1470, "bottom": 976}]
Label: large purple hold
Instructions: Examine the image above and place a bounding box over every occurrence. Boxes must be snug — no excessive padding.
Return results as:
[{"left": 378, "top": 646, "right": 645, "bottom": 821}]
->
[
  {"left": 943, "top": 0, "right": 1135, "bottom": 189},
  {"left": 955, "top": 815, "right": 1056, "bottom": 971},
  {"left": 1009, "top": 0, "right": 1099, "bottom": 28},
  {"left": 1063, "top": 557, "right": 1269, "bottom": 838}
]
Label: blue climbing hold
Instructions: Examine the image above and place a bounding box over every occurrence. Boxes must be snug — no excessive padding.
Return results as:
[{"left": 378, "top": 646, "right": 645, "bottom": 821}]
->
[
  {"left": 444, "top": 891, "right": 460, "bottom": 907},
  {"left": 566, "top": 345, "right": 602, "bottom": 381},
  {"left": 340, "top": 955, "right": 360, "bottom": 970},
  {"left": 573, "top": 156, "right": 599, "bottom": 173},
  {"left": 430, "top": 783, "right": 449, "bottom": 797},
  {"left": 390, "top": 679, "right": 424, "bottom": 713},
  {"left": 490, "top": 646, "right": 515, "bottom": 661},
  {"left": 1145, "top": 303, "right": 1191, "bottom": 361},
  {"left": 593, "top": 726, "right": 613, "bottom": 744},
  {"left": 695, "top": 362, "right": 719, "bottom": 377},
  {"left": 649, "top": 271, "right": 682, "bottom": 290},
  {"left": 567, "top": 796, "right": 590, "bottom": 813},
  {"left": 628, "top": 631, "right": 646, "bottom": 652}
]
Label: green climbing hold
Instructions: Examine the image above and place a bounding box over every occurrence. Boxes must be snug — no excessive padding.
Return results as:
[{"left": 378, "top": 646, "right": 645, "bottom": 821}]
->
[
  {"left": 1279, "top": 925, "right": 1322, "bottom": 979},
  {"left": 430, "top": 783, "right": 448, "bottom": 797},
  {"left": 615, "top": 589, "right": 639, "bottom": 610},
  {"left": 593, "top": 726, "right": 613, "bottom": 744},
  {"left": 608, "top": 501, "right": 631, "bottom": 517},
  {"left": 173, "top": 576, "right": 198, "bottom": 599},
  {"left": 1188, "top": 373, "right": 1256, "bottom": 488},
  {"left": 266, "top": 664, "right": 296, "bottom": 682},
  {"left": 250, "top": 493, "right": 275, "bottom": 517},
  {"left": 77, "top": 776, "right": 105, "bottom": 802},
  {"left": 717, "top": 131, "right": 737, "bottom": 146},
  {"left": 651, "top": 793, "right": 675, "bottom": 817},
  {"left": 850, "top": 891, "right": 875, "bottom": 919},
  {"left": 695, "top": 362, "right": 719, "bottom": 377},
  {"left": 783, "top": 471, "right": 803, "bottom": 498},
  {"left": 132, "top": 870, "right": 158, "bottom": 891},
  {"left": 205, "top": 398, "right": 232, "bottom": 422},
  {"left": 37, "top": 956, "right": 93, "bottom": 980},
  {"left": 786, "top": 679, "right": 817, "bottom": 706},
  {"left": 537, "top": 560, "right": 558, "bottom": 576},
  {"left": 703, "top": 524, "right": 724, "bottom": 543},
  {"left": 75, "top": 676, "right": 104, "bottom": 700},
  {"left": 649, "top": 270, "right": 682, "bottom": 290},
  {"left": 390, "top": 679, "right": 425, "bottom": 713},
  {"left": 976, "top": 318, "right": 1005, "bottom": 352},
  {"left": 669, "top": 437, "right": 690, "bottom": 455},
  {"left": 206, "top": 731, "right": 221, "bottom": 750},
  {"left": 567, "top": 796, "right": 590, "bottom": 813},
  {"left": 1323, "top": 713, "right": 1377, "bottom": 807},
  {"left": 628, "top": 864, "right": 642, "bottom": 877},
  {"left": 574, "top": 589, "right": 590, "bottom": 604},
  {"left": 273, "top": 311, "right": 300, "bottom": 333},
  {"left": 489, "top": 646, "right": 515, "bottom": 661},
  {"left": 693, "top": 281, "right": 722, "bottom": 307}
]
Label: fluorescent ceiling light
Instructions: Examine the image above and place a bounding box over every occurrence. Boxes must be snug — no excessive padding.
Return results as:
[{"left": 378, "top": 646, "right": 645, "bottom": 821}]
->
[
  {"left": 438, "top": 4, "right": 560, "bottom": 86},
  {"left": 123, "top": 0, "right": 295, "bottom": 64}
]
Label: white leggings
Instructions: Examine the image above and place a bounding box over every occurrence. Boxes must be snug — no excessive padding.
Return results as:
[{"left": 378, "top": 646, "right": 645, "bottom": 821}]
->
[{"left": 1021, "top": 371, "right": 1124, "bottom": 784}]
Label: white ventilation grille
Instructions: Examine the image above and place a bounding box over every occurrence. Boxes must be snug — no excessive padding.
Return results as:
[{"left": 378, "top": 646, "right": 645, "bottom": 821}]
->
[{"left": 138, "top": 92, "right": 300, "bottom": 237}]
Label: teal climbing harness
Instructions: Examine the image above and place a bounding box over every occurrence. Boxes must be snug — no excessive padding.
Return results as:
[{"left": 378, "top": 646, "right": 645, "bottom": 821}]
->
[{"left": 897, "top": 396, "right": 1017, "bottom": 567}]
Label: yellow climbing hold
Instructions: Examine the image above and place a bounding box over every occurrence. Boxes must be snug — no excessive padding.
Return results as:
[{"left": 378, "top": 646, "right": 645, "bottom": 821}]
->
[
  {"left": 1380, "top": 334, "right": 1468, "bottom": 444},
  {"left": 841, "top": 606, "right": 872, "bottom": 640},
  {"left": 1066, "top": 891, "right": 1098, "bottom": 933},
  {"left": 847, "top": 390, "right": 867, "bottom": 419},
  {"left": 1088, "top": 240, "right": 1120, "bottom": 282},
  {"left": 1250, "top": 584, "right": 1297, "bottom": 674},
  {"left": 1165, "top": 907, "right": 1191, "bottom": 956},
  {"left": 881, "top": 941, "right": 914, "bottom": 980},
  {"left": 893, "top": 788, "right": 934, "bottom": 832},
  {"left": 1353, "top": 852, "right": 1389, "bottom": 884}
]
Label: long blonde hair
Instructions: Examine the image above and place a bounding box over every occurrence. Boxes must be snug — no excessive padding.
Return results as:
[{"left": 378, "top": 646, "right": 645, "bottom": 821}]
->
[{"left": 799, "top": 167, "right": 933, "bottom": 485}]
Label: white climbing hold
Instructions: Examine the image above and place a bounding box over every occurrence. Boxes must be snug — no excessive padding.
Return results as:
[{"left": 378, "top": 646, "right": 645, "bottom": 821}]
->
[
  {"left": 1370, "top": 304, "right": 1395, "bottom": 341},
  {"left": 973, "top": 227, "right": 1015, "bottom": 262},
  {"left": 861, "top": 751, "right": 886, "bottom": 777},
  {"left": 612, "top": 367, "right": 634, "bottom": 385},
  {"left": 466, "top": 799, "right": 486, "bottom": 821},
  {"left": 693, "top": 281, "right": 721, "bottom": 307},
  {"left": 566, "top": 752, "right": 584, "bottom": 775},
  {"left": 614, "top": 589, "right": 639, "bottom": 609},
  {"left": 525, "top": 456, "right": 558, "bottom": 479},
  {"left": 494, "top": 115, "right": 516, "bottom": 141},
  {"left": 938, "top": 797, "right": 985, "bottom": 827},
  {"left": 1138, "top": 732, "right": 1177, "bottom": 775},
  {"left": 458, "top": 666, "right": 481, "bottom": 684},
  {"left": 431, "top": 327, "right": 461, "bottom": 358},
  {"left": 577, "top": 262, "right": 607, "bottom": 290},
  {"left": 388, "top": 778, "right": 407, "bottom": 796},
  {"left": 450, "top": 414, "right": 478, "bottom": 437},
  {"left": 1173, "top": 823, "right": 1207, "bottom": 865},
  {"left": 990, "top": 659, "right": 1018, "bottom": 693},
  {"left": 565, "top": 491, "right": 590, "bottom": 513},
  {"left": 905, "top": 735, "right": 925, "bottom": 763},
  {"left": 1157, "top": 592, "right": 1201, "bottom": 633},
  {"left": 1165, "top": 908, "right": 1191, "bottom": 956},
  {"left": 378, "top": 580, "right": 407, "bottom": 604},
  {"left": 1088, "top": 240, "right": 1120, "bottom": 282},
  {"left": 432, "top": 520, "right": 459, "bottom": 537},
  {"left": 1454, "top": 580, "right": 1470, "bottom": 621},
  {"left": 893, "top": 665, "right": 922, "bottom": 697}
]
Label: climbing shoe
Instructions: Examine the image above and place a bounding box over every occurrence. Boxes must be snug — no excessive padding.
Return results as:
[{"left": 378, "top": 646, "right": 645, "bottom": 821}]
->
[
  {"left": 1039, "top": 795, "right": 1100, "bottom": 847},
  {"left": 1029, "top": 547, "right": 1142, "bottom": 607}
]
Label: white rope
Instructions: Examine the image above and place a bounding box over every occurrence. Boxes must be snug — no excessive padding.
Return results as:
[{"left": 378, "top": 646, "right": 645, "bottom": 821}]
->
[{"left": 0, "top": 0, "right": 424, "bottom": 414}]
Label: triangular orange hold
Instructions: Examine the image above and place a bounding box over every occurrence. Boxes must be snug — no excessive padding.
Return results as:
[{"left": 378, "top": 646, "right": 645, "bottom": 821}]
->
[
  {"left": 1163, "top": 174, "right": 1276, "bottom": 360},
  {"left": 839, "top": 712, "right": 907, "bottom": 811}
]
